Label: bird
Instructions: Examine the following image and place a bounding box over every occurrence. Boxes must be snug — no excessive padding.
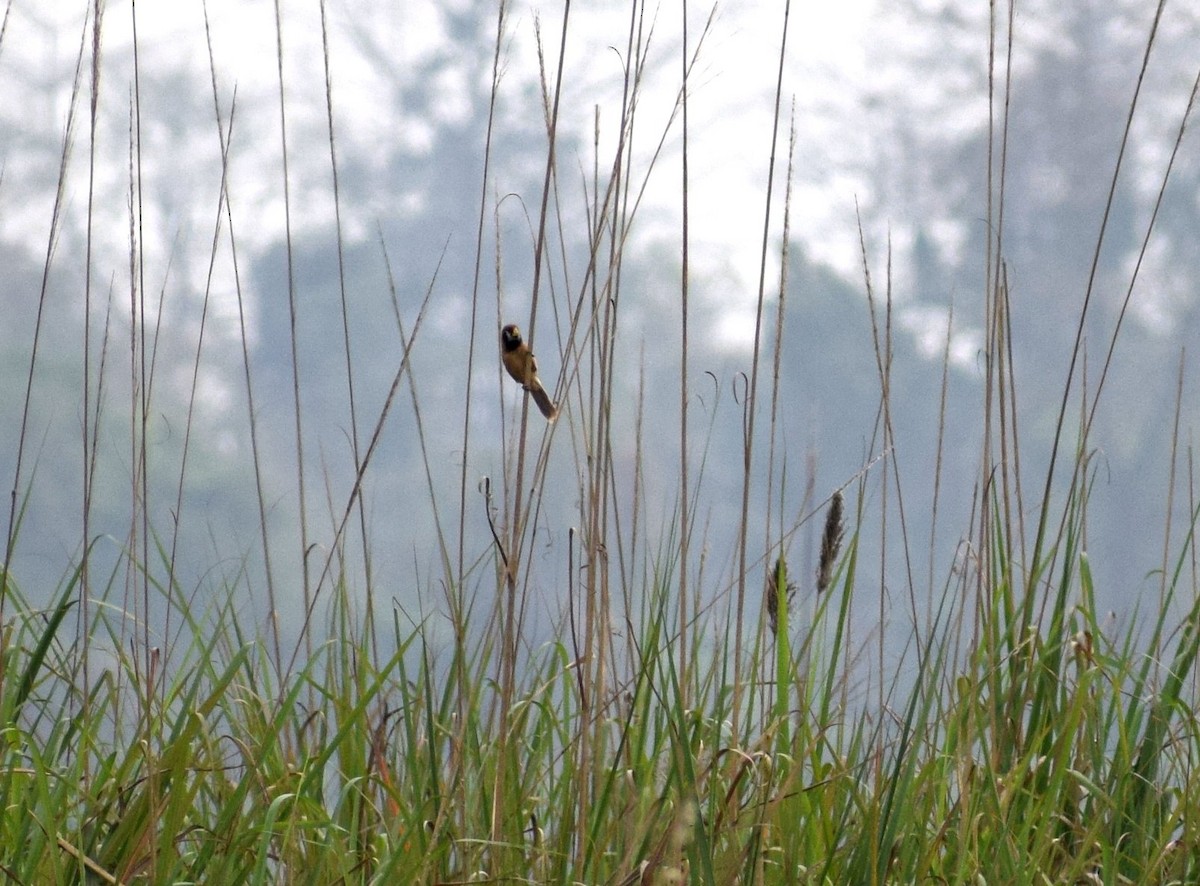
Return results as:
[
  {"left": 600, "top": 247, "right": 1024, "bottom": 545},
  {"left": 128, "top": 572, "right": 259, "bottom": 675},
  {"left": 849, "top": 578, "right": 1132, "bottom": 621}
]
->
[{"left": 500, "top": 323, "right": 558, "bottom": 421}]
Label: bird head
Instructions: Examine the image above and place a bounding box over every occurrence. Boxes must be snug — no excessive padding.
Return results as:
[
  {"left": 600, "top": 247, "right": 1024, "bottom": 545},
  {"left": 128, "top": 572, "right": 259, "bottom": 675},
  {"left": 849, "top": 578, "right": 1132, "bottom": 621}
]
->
[{"left": 501, "top": 324, "right": 523, "bottom": 351}]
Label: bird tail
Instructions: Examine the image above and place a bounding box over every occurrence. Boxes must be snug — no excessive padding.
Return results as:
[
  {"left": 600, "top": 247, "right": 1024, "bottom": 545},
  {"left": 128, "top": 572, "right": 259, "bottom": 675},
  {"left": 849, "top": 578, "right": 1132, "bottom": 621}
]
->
[{"left": 530, "top": 382, "right": 558, "bottom": 422}]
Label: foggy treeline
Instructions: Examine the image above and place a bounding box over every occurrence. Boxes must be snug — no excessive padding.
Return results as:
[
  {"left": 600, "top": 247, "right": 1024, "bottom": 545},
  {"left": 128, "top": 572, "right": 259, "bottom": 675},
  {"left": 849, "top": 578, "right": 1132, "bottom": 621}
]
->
[{"left": 0, "top": 0, "right": 1196, "bottom": 651}]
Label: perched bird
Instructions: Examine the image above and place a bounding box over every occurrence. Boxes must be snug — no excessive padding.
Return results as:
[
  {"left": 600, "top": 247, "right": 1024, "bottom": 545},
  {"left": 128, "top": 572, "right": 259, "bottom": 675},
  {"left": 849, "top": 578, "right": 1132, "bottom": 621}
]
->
[{"left": 501, "top": 323, "right": 558, "bottom": 421}]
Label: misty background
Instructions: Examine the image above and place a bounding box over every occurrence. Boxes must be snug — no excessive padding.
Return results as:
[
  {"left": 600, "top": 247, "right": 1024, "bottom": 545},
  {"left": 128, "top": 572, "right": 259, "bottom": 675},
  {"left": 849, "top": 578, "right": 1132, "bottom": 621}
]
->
[{"left": 0, "top": 1, "right": 1197, "bottom": 662}]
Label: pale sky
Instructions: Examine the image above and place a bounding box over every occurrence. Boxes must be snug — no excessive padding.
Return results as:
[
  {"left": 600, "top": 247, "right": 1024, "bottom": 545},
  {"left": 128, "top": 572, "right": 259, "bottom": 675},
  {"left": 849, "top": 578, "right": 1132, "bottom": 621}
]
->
[{"left": 0, "top": 1, "right": 881, "bottom": 333}]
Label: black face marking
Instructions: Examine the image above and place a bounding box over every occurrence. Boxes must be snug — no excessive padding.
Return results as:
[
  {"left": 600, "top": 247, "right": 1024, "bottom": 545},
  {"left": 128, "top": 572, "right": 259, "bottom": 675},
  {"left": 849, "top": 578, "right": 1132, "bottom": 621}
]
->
[{"left": 502, "top": 324, "right": 523, "bottom": 351}]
